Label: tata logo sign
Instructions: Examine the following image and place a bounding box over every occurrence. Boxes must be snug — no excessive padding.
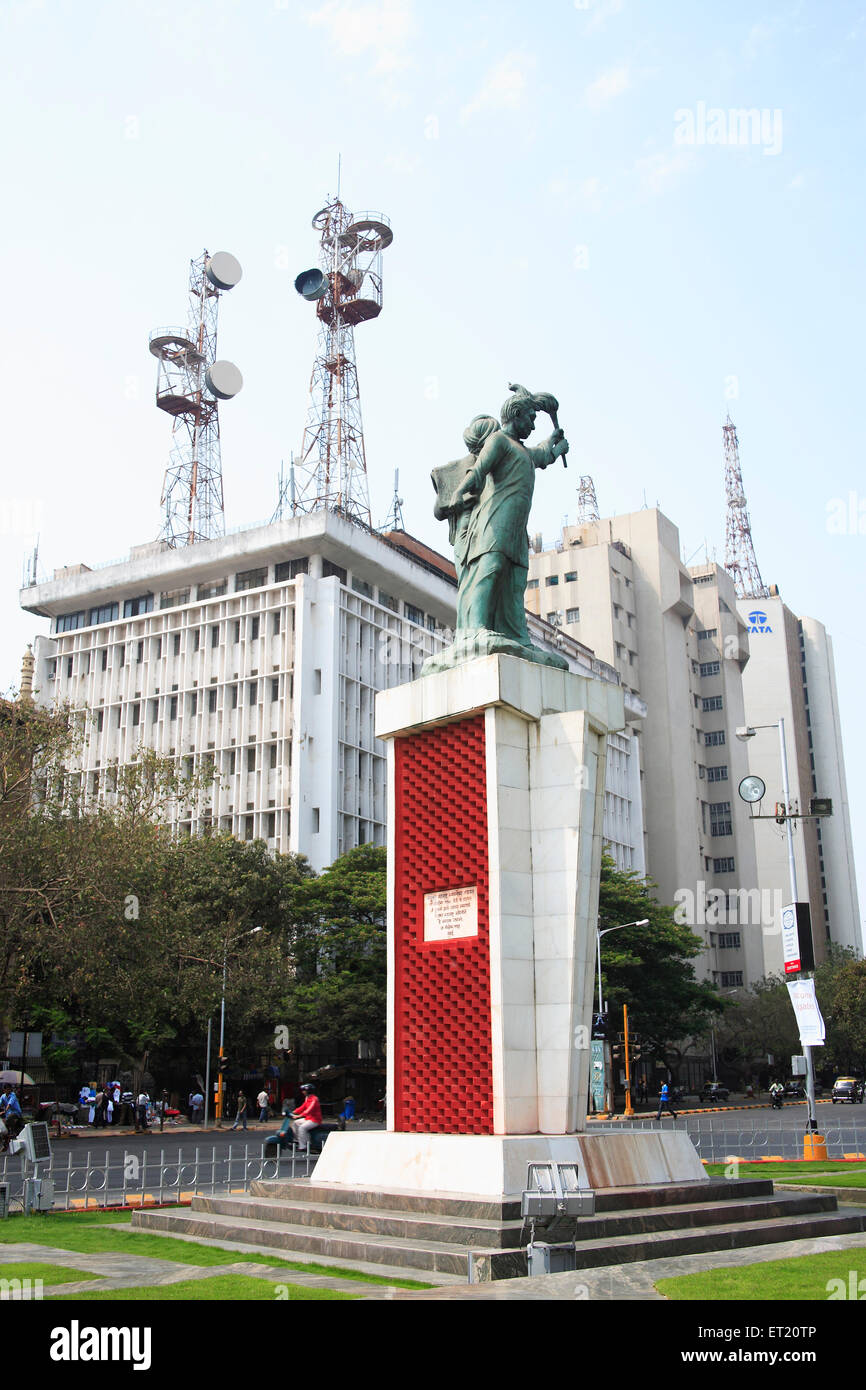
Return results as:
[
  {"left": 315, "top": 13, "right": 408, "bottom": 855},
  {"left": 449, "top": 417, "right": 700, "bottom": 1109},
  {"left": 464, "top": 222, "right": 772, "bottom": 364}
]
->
[{"left": 747, "top": 609, "right": 773, "bottom": 633}]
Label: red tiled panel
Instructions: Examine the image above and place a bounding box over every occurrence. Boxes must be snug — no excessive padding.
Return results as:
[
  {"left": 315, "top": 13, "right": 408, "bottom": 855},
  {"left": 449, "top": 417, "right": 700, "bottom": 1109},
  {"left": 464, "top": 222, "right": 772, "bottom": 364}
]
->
[{"left": 393, "top": 713, "right": 493, "bottom": 1133}]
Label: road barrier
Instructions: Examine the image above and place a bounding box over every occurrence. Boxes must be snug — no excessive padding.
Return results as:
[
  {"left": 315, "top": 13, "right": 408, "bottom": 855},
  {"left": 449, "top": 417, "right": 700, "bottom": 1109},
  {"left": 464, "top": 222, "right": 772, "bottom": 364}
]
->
[{"left": 0, "top": 1141, "right": 318, "bottom": 1212}]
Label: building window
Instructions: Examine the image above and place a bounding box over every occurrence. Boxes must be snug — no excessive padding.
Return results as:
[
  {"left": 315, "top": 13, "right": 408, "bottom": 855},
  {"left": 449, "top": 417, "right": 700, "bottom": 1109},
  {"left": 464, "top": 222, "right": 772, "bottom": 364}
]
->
[
  {"left": 100, "top": 649, "right": 108, "bottom": 671},
  {"left": 702, "top": 696, "right": 724, "bottom": 712},
  {"left": 313, "top": 669, "right": 322, "bottom": 695},
  {"left": 547, "top": 612, "right": 560, "bottom": 624},
  {"left": 247, "top": 747, "right": 256, "bottom": 772},
  {"left": 566, "top": 608, "right": 580, "bottom": 623},
  {"left": 235, "top": 568, "right": 267, "bottom": 592},
  {"left": 189, "top": 693, "right": 198, "bottom": 716},
  {"left": 118, "top": 646, "right": 125, "bottom": 668},
  {"left": 275, "top": 558, "right": 308, "bottom": 582},
  {"left": 271, "top": 677, "right": 279, "bottom": 701},
  {"left": 208, "top": 688, "right": 217, "bottom": 713},
  {"left": 322, "top": 560, "right": 347, "bottom": 584},
  {"left": 193, "top": 629, "right": 201, "bottom": 652},
  {"left": 131, "top": 702, "right": 141, "bottom": 726},
  {"left": 211, "top": 625, "right": 220, "bottom": 649},
  {"left": 136, "top": 641, "right": 144, "bottom": 663},
  {"left": 173, "top": 634, "right": 181, "bottom": 657},
  {"left": 248, "top": 681, "right": 258, "bottom": 705},
  {"left": 713, "top": 857, "right": 736, "bottom": 873},
  {"left": 56, "top": 611, "right": 86, "bottom": 633},
  {"left": 719, "top": 932, "right": 741, "bottom": 949},
  {"left": 710, "top": 802, "right": 733, "bottom": 836},
  {"left": 698, "top": 765, "right": 706, "bottom": 779},
  {"left": 269, "top": 743, "right": 278, "bottom": 769},
  {"left": 233, "top": 621, "right": 241, "bottom": 644},
  {"left": 405, "top": 604, "right": 424, "bottom": 625},
  {"left": 197, "top": 580, "right": 227, "bottom": 600},
  {"left": 169, "top": 696, "right": 178, "bottom": 721},
  {"left": 123, "top": 594, "right": 153, "bottom": 618},
  {"left": 707, "top": 765, "right": 728, "bottom": 782},
  {"left": 698, "top": 628, "right": 718, "bottom": 640},
  {"left": 226, "top": 750, "right": 236, "bottom": 775},
  {"left": 88, "top": 603, "right": 119, "bottom": 626},
  {"left": 527, "top": 579, "right": 539, "bottom": 590},
  {"left": 159, "top": 589, "right": 190, "bottom": 610},
  {"left": 352, "top": 577, "right": 374, "bottom": 598},
  {"left": 564, "top": 571, "right": 577, "bottom": 583},
  {"left": 266, "top": 812, "right": 276, "bottom": 839},
  {"left": 96, "top": 710, "right": 104, "bottom": 732},
  {"left": 250, "top": 616, "right": 260, "bottom": 641},
  {"left": 545, "top": 575, "right": 559, "bottom": 587},
  {"left": 700, "top": 661, "right": 721, "bottom": 677},
  {"left": 720, "top": 971, "right": 743, "bottom": 987},
  {"left": 244, "top": 816, "right": 254, "bottom": 841},
  {"left": 152, "top": 637, "right": 162, "bottom": 660},
  {"left": 150, "top": 699, "right": 158, "bottom": 724},
  {"left": 378, "top": 589, "right": 398, "bottom": 613},
  {"left": 272, "top": 612, "right": 281, "bottom": 634},
  {"left": 312, "top": 807, "right": 320, "bottom": 833},
  {"left": 230, "top": 684, "right": 238, "bottom": 709},
  {"left": 704, "top": 730, "right": 726, "bottom": 747}
]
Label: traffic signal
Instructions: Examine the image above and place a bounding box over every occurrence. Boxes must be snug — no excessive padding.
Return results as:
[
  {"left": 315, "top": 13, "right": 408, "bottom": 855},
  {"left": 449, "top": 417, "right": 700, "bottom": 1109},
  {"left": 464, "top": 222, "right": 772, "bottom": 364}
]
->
[{"left": 218, "top": 1056, "right": 230, "bottom": 1073}]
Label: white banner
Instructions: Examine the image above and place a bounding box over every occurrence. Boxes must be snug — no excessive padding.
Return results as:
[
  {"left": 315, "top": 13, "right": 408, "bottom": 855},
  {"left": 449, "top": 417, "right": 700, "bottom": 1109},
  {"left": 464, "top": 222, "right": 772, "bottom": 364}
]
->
[{"left": 786, "top": 979, "right": 826, "bottom": 1047}]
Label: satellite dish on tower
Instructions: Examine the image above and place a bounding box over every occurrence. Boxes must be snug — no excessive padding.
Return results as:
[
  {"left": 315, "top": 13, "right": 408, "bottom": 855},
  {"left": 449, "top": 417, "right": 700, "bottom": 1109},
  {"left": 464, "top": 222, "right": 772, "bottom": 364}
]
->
[
  {"left": 205, "top": 252, "right": 243, "bottom": 291},
  {"left": 205, "top": 360, "right": 243, "bottom": 400},
  {"left": 294, "top": 268, "right": 328, "bottom": 301}
]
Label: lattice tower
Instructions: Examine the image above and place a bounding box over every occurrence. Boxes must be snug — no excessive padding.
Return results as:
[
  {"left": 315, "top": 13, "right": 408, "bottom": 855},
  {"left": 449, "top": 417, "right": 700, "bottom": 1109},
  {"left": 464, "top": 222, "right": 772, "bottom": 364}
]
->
[
  {"left": 293, "top": 199, "right": 392, "bottom": 528},
  {"left": 723, "top": 414, "right": 769, "bottom": 599},
  {"left": 577, "top": 474, "right": 600, "bottom": 524},
  {"left": 150, "top": 250, "right": 242, "bottom": 547}
]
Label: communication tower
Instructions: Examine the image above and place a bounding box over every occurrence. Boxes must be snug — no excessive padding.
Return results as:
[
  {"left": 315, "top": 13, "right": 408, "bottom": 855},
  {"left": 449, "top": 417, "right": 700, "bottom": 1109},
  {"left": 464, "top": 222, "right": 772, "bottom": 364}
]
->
[
  {"left": 723, "top": 414, "right": 769, "bottom": 599},
  {"left": 149, "top": 251, "right": 243, "bottom": 547},
  {"left": 293, "top": 198, "right": 393, "bottom": 528},
  {"left": 577, "top": 475, "right": 600, "bottom": 525}
]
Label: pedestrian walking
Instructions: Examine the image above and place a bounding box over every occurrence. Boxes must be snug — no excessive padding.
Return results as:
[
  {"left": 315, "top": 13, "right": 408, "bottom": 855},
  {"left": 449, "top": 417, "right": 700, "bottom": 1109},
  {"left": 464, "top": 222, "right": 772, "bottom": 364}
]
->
[
  {"left": 656, "top": 1081, "right": 677, "bottom": 1120},
  {"left": 256, "top": 1088, "right": 269, "bottom": 1124},
  {"left": 231, "top": 1091, "right": 249, "bottom": 1131},
  {"left": 190, "top": 1090, "right": 204, "bottom": 1124},
  {"left": 135, "top": 1090, "right": 150, "bottom": 1132}
]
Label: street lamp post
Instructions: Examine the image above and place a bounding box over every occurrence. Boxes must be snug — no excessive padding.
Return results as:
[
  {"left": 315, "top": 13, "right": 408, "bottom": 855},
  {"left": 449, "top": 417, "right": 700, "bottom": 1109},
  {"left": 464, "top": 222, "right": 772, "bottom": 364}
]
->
[
  {"left": 596, "top": 919, "right": 649, "bottom": 1115},
  {"left": 736, "top": 719, "right": 818, "bottom": 1132},
  {"left": 179, "top": 925, "right": 262, "bottom": 1130}
]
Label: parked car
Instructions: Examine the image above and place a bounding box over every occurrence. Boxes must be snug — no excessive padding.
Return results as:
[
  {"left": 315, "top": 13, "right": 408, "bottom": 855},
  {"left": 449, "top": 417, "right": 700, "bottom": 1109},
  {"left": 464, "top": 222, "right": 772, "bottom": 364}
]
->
[
  {"left": 783, "top": 1081, "right": 806, "bottom": 1098},
  {"left": 700, "top": 1082, "right": 729, "bottom": 1103},
  {"left": 832, "top": 1077, "right": 864, "bottom": 1104}
]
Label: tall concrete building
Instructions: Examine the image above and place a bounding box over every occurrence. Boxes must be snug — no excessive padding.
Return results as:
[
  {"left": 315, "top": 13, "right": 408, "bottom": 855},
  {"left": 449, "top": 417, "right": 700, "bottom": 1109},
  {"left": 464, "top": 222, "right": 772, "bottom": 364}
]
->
[
  {"left": 527, "top": 510, "right": 764, "bottom": 989},
  {"left": 736, "top": 594, "right": 862, "bottom": 964},
  {"left": 20, "top": 511, "right": 645, "bottom": 875}
]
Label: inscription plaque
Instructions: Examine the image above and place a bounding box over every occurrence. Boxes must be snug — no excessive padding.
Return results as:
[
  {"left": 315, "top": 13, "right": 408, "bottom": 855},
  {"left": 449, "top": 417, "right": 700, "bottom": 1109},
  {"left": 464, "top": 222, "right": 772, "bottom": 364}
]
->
[{"left": 423, "top": 885, "right": 478, "bottom": 942}]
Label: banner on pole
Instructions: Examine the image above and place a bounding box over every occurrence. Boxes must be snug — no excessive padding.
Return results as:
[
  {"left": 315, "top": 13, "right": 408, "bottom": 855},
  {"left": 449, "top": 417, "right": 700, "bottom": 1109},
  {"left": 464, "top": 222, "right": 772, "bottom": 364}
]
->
[{"left": 786, "top": 978, "right": 826, "bottom": 1047}]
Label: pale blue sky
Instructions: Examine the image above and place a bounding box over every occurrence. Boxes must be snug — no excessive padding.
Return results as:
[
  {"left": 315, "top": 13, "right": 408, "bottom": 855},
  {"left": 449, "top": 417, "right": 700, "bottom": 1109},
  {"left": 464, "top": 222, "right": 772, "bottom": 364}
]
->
[{"left": 1, "top": 0, "right": 863, "bottom": 926}]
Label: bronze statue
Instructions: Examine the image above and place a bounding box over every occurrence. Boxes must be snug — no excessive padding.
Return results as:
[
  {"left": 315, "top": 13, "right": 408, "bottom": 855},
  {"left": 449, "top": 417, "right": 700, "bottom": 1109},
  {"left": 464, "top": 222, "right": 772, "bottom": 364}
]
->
[{"left": 424, "top": 384, "right": 569, "bottom": 674}]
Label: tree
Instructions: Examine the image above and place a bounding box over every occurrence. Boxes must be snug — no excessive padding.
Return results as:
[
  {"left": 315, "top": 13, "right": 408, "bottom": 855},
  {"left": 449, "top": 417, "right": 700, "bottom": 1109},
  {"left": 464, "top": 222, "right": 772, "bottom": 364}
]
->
[
  {"left": 281, "top": 844, "right": 387, "bottom": 1050},
  {"left": 596, "top": 855, "right": 725, "bottom": 1069}
]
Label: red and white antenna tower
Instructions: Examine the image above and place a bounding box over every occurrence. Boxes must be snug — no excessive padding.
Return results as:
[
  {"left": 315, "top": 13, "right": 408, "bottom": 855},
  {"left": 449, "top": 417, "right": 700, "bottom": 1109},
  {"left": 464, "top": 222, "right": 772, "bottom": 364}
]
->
[
  {"left": 150, "top": 251, "right": 243, "bottom": 547},
  {"left": 293, "top": 198, "right": 393, "bottom": 528},
  {"left": 723, "top": 414, "right": 769, "bottom": 599}
]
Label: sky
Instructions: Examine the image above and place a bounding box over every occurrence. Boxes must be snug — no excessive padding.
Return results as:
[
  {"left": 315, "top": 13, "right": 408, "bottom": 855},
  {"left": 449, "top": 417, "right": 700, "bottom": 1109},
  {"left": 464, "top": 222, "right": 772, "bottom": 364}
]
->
[{"left": 0, "top": 0, "right": 863, "bottom": 928}]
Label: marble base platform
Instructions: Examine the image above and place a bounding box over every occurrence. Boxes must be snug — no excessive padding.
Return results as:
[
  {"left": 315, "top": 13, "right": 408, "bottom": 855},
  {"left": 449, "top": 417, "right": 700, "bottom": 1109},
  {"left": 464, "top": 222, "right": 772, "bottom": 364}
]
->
[{"left": 311, "top": 1130, "right": 707, "bottom": 1198}]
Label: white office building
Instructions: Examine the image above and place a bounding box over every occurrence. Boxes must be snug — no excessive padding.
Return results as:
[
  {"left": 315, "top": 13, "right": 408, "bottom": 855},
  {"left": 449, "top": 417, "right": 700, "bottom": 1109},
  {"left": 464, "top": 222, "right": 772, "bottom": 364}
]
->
[{"left": 21, "top": 510, "right": 645, "bottom": 874}]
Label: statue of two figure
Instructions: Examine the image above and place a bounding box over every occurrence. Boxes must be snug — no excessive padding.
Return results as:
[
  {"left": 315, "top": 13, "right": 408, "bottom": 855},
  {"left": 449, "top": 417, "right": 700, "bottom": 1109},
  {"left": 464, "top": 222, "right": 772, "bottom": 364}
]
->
[{"left": 422, "top": 383, "right": 570, "bottom": 675}]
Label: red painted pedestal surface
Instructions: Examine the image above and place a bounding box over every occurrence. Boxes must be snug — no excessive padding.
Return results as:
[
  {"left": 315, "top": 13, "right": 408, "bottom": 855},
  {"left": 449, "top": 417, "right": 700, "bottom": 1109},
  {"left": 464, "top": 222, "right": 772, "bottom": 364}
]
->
[{"left": 393, "top": 713, "right": 493, "bottom": 1133}]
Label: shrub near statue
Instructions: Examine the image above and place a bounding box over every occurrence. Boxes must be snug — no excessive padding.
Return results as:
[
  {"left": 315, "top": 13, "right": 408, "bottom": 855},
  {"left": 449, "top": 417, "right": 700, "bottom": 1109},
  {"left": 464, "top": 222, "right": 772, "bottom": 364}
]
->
[{"left": 425, "top": 383, "right": 570, "bottom": 674}]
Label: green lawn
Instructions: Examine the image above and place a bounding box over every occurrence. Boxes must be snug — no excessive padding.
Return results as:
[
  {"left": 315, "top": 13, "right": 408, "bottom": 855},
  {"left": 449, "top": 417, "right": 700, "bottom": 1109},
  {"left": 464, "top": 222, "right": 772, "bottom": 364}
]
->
[
  {"left": 657, "top": 1251, "right": 866, "bottom": 1301},
  {"left": 705, "top": 1161, "right": 866, "bottom": 1186},
  {"left": 0, "top": 1209, "right": 432, "bottom": 1289},
  {"left": 52, "top": 1275, "right": 361, "bottom": 1301},
  {"left": 0, "top": 1260, "right": 100, "bottom": 1286}
]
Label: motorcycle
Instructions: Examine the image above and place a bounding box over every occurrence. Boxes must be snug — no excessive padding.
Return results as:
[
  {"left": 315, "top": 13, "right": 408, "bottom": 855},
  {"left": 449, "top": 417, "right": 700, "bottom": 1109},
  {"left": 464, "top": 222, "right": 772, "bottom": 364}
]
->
[{"left": 770, "top": 1089, "right": 783, "bottom": 1110}]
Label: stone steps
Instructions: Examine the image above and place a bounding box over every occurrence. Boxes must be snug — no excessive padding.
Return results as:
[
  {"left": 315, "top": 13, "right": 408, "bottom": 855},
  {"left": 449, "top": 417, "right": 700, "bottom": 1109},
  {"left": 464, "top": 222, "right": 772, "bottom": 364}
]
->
[{"left": 131, "top": 1177, "right": 866, "bottom": 1281}]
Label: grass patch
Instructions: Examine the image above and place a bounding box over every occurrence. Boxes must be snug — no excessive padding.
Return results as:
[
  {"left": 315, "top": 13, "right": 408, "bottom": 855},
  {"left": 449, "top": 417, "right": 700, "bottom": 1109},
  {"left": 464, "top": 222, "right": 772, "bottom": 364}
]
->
[
  {"left": 0, "top": 1261, "right": 100, "bottom": 1286},
  {"left": 53, "top": 1275, "right": 361, "bottom": 1301},
  {"left": 705, "top": 1161, "right": 866, "bottom": 1186},
  {"left": 657, "top": 1251, "right": 866, "bottom": 1301},
  {"left": 0, "top": 1210, "right": 432, "bottom": 1288}
]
